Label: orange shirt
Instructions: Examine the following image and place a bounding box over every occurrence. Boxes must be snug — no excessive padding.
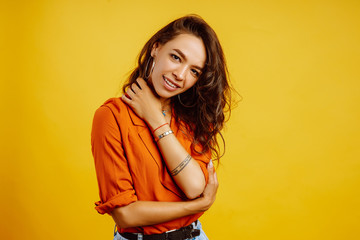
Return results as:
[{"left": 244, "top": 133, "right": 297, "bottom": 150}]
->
[{"left": 91, "top": 98, "right": 210, "bottom": 235}]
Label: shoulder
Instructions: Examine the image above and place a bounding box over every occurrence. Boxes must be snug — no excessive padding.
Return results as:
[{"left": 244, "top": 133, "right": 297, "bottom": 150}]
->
[
  {"left": 92, "top": 97, "right": 130, "bottom": 130},
  {"left": 91, "top": 98, "right": 133, "bottom": 145},
  {"left": 93, "top": 97, "right": 145, "bottom": 130},
  {"left": 94, "top": 97, "right": 130, "bottom": 119},
  {"left": 100, "top": 97, "right": 127, "bottom": 113}
]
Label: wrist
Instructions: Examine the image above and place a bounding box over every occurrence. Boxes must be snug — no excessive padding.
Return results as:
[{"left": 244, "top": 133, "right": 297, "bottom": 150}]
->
[
  {"left": 146, "top": 113, "right": 166, "bottom": 130},
  {"left": 184, "top": 199, "right": 202, "bottom": 214},
  {"left": 152, "top": 123, "right": 169, "bottom": 134},
  {"left": 184, "top": 197, "right": 208, "bottom": 214}
]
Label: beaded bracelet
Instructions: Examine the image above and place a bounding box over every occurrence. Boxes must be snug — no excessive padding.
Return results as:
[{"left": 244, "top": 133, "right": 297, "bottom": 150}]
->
[{"left": 156, "top": 130, "right": 173, "bottom": 142}]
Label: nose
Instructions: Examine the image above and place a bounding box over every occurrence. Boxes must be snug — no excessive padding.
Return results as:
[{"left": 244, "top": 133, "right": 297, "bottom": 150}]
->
[{"left": 173, "top": 65, "right": 187, "bottom": 81}]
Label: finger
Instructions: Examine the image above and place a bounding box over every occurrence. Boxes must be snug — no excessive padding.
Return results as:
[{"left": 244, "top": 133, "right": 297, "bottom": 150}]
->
[
  {"left": 214, "top": 171, "right": 219, "bottom": 189},
  {"left": 123, "top": 91, "right": 132, "bottom": 99},
  {"left": 121, "top": 94, "right": 132, "bottom": 104},
  {"left": 137, "top": 77, "right": 146, "bottom": 86},
  {"left": 207, "top": 160, "right": 213, "bottom": 171},
  {"left": 207, "top": 160, "right": 215, "bottom": 184},
  {"left": 137, "top": 78, "right": 149, "bottom": 90},
  {"left": 131, "top": 82, "right": 141, "bottom": 93},
  {"left": 126, "top": 87, "right": 136, "bottom": 98}
]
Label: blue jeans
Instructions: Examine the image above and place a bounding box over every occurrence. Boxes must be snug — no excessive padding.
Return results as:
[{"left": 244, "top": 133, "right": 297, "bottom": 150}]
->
[{"left": 113, "top": 221, "right": 209, "bottom": 240}]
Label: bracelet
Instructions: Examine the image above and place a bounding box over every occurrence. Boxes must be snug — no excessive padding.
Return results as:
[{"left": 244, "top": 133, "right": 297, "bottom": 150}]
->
[
  {"left": 171, "top": 154, "right": 191, "bottom": 176},
  {"left": 152, "top": 123, "right": 168, "bottom": 134},
  {"left": 156, "top": 130, "right": 173, "bottom": 142}
]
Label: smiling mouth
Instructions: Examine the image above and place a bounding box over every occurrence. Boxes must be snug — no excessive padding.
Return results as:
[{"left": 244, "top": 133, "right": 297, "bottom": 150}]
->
[{"left": 163, "top": 76, "right": 179, "bottom": 88}]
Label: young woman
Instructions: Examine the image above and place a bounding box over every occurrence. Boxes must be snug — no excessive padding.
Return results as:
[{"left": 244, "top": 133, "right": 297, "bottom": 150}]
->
[{"left": 91, "top": 15, "right": 231, "bottom": 240}]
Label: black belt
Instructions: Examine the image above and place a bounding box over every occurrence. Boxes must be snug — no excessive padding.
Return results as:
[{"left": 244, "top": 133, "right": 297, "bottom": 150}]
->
[{"left": 120, "top": 221, "right": 200, "bottom": 240}]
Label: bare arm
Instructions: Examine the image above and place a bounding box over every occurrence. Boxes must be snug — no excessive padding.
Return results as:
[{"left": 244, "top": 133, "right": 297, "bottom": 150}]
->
[
  {"left": 122, "top": 78, "right": 207, "bottom": 199},
  {"left": 111, "top": 161, "right": 218, "bottom": 229},
  {"left": 151, "top": 123, "right": 205, "bottom": 199}
]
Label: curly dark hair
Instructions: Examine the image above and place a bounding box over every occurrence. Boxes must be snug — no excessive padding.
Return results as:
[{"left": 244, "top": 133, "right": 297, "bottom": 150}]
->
[{"left": 123, "top": 15, "right": 232, "bottom": 160}]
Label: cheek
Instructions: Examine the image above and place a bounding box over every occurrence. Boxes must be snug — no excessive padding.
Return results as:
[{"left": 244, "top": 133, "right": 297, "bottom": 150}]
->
[
  {"left": 183, "top": 78, "right": 198, "bottom": 90},
  {"left": 152, "top": 62, "right": 161, "bottom": 77},
  {"left": 154, "top": 57, "right": 178, "bottom": 75}
]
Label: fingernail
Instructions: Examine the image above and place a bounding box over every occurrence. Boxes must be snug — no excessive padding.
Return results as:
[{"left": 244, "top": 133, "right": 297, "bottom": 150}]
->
[{"left": 209, "top": 160, "right": 213, "bottom": 168}]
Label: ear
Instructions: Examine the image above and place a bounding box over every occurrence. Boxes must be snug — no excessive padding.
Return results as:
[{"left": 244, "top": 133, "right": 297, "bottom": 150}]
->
[{"left": 151, "top": 42, "right": 160, "bottom": 57}]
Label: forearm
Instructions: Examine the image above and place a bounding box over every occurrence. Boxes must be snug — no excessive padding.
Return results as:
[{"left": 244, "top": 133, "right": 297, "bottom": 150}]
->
[
  {"left": 112, "top": 156, "right": 218, "bottom": 230},
  {"left": 121, "top": 80, "right": 206, "bottom": 198},
  {"left": 150, "top": 118, "right": 206, "bottom": 199},
  {"left": 111, "top": 198, "right": 209, "bottom": 229}
]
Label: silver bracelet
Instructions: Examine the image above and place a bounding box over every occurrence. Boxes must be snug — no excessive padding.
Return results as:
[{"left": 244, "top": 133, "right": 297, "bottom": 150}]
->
[
  {"left": 156, "top": 130, "right": 173, "bottom": 142},
  {"left": 171, "top": 154, "right": 191, "bottom": 176}
]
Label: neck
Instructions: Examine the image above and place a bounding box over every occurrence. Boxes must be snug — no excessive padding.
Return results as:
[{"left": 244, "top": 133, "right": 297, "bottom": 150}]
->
[
  {"left": 160, "top": 97, "right": 171, "bottom": 111},
  {"left": 147, "top": 78, "right": 171, "bottom": 111}
]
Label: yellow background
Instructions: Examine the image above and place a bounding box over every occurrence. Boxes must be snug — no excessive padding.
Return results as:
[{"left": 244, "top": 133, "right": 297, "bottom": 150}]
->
[{"left": 1, "top": 0, "right": 360, "bottom": 239}]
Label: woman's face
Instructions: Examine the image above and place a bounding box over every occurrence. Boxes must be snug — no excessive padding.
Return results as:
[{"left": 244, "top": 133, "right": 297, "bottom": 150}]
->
[{"left": 149, "top": 33, "right": 206, "bottom": 100}]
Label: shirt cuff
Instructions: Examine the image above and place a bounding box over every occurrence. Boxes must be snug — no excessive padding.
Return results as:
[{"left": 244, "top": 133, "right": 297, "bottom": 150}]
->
[{"left": 95, "top": 191, "right": 137, "bottom": 214}]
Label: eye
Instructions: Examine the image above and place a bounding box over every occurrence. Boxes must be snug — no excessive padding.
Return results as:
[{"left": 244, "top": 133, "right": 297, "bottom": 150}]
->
[
  {"left": 171, "top": 54, "right": 181, "bottom": 61},
  {"left": 191, "top": 69, "right": 199, "bottom": 77}
]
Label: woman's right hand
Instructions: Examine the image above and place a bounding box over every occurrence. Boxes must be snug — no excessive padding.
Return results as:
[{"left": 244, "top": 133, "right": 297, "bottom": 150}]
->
[{"left": 121, "top": 78, "right": 165, "bottom": 128}]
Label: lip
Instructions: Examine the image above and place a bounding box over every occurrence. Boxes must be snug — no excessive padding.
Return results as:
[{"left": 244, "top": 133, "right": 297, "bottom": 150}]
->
[{"left": 163, "top": 76, "right": 180, "bottom": 91}]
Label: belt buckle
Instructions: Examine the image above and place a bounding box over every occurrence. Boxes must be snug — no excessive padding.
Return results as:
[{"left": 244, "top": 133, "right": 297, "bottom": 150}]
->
[{"left": 189, "top": 229, "right": 200, "bottom": 238}]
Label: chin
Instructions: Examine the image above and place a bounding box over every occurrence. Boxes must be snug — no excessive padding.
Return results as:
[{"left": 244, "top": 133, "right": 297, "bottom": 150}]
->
[
  {"left": 158, "top": 92, "right": 177, "bottom": 99},
  {"left": 153, "top": 86, "right": 177, "bottom": 99}
]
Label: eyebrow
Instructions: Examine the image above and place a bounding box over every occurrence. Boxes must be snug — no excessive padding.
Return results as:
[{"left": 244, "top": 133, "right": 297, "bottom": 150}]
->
[{"left": 173, "top": 49, "right": 204, "bottom": 72}]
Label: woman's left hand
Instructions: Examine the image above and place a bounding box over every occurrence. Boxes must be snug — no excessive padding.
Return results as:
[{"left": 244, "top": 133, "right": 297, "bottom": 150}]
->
[{"left": 121, "top": 78, "right": 164, "bottom": 127}]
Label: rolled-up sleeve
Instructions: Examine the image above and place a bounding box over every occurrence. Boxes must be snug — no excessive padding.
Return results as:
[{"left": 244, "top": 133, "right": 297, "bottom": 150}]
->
[{"left": 91, "top": 106, "right": 137, "bottom": 214}]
